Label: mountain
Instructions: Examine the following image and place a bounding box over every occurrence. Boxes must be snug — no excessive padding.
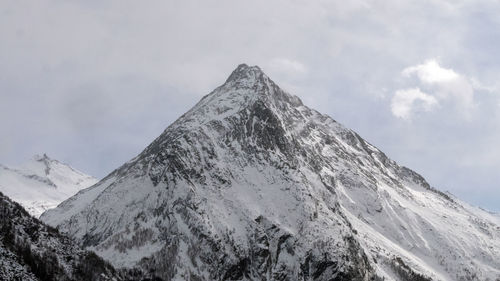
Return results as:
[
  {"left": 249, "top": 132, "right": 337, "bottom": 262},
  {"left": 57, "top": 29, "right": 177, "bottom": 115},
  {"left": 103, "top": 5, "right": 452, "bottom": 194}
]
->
[
  {"left": 0, "top": 154, "right": 98, "bottom": 217},
  {"left": 41, "top": 64, "right": 500, "bottom": 281},
  {"left": 0, "top": 190, "right": 127, "bottom": 281}
]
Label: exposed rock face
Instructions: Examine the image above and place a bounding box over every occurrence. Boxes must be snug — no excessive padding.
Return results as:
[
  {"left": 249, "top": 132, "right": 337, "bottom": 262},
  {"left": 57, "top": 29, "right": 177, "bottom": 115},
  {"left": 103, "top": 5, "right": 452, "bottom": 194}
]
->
[{"left": 42, "top": 64, "right": 500, "bottom": 281}]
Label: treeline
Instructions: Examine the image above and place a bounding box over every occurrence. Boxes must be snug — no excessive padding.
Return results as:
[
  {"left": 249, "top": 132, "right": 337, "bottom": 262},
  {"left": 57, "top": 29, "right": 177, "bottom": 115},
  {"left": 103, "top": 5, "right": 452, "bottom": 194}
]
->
[
  {"left": 389, "top": 257, "right": 432, "bottom": 281},
  {"left": 0, "top": 191, "right": 158, "bottom": 281}
]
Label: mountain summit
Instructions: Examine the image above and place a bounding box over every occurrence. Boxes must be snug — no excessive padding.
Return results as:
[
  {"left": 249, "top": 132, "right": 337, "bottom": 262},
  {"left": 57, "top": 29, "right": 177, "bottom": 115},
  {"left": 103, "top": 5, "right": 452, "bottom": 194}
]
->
[
  {"left": 42, "top": 64, "right": 500, "bottom": 281},
  {"left": 0, "top": 154, "right": 98, "bottom": 217}
]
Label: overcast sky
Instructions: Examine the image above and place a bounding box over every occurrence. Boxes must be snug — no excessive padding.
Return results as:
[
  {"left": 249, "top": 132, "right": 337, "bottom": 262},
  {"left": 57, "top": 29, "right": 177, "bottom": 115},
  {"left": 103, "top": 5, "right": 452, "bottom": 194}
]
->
[{"left": 1, "top": 0, "right": 499, "bottom": 212}]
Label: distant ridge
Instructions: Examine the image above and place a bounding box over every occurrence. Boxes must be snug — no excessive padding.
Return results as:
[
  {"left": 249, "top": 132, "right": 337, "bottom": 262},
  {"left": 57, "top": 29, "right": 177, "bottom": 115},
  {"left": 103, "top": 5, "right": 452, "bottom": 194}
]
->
[{"left": 0, "top": 154, "right": 97, "bottom": 217}]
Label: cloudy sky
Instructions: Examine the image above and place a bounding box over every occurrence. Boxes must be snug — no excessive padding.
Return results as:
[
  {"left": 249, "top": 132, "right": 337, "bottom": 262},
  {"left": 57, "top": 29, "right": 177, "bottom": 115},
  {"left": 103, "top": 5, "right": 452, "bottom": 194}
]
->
[{"left": 1, "top": 0, "right": 499, "bottom": 212}]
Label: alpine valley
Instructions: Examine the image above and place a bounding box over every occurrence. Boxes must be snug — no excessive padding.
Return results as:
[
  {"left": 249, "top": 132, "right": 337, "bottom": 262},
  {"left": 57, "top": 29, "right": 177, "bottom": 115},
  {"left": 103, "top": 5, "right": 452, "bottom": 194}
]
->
[{"left": 33, "top": 64, "right": 500, "bottom": 280}]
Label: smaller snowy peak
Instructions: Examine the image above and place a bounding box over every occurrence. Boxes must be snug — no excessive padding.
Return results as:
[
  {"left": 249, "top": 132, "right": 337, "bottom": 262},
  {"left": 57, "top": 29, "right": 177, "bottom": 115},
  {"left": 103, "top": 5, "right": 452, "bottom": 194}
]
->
[
  {"left": 31, "top": 153, "right": 54, "bottom": 175},
  {"left": 33, "top": 153, "right": 49, "bottom": 161},
  {"left": 33, "top": 153, "right": 50, "bottom": 163},
  {"left": 18, "top": 154, "right": 93, "bottom": 184},
  {"left": 24, "top": 153, "right": 64, "bottom": 176},
  {"left": 0, "top": 155, "right": 98, "bottom": 217}
]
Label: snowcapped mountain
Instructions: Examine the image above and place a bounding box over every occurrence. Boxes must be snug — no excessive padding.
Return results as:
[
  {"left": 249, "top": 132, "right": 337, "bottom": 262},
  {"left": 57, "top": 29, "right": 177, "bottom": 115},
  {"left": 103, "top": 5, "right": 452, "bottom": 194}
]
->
[
  {"left": 0, "top": 154, "right": 97, "bottom": 217},
  {"left": 42, "top": 64, "right": 500, "bottom": 281}
]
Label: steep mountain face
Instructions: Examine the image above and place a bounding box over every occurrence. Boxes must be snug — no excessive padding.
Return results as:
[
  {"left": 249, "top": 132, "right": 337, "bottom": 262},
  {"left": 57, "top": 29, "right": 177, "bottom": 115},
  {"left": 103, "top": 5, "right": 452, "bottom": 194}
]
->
[
  {"left": 42, "top": 65, "right": 500, "bottom": 281},
  {"left": 0, "top": 191, "right": 125, "bottom": 281},
  {"left": 0, "top": 154, "right": 98, "bottom": 217}
]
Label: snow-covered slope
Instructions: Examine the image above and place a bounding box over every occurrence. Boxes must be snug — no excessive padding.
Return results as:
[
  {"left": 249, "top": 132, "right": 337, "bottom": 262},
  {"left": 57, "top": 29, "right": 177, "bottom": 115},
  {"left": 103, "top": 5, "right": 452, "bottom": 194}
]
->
[
  {"left": 42, "top": 64, "right": 500, "bottom": 281},
  {"left": 0, "top": 154, "right": 97, "bottom": 217}
]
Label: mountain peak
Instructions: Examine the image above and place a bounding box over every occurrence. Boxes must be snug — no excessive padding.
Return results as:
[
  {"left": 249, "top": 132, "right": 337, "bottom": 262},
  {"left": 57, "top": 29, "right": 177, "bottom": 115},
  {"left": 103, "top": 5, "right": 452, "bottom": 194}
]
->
[
  {"left": 0, "top": 155, "right": 98, "bottom": 217},
  {"left": 33, "top": 153, "right": 55, "bottom": 176},
  {"left": 225, "top": 63, "right": 265, "bottom": 83},
  {"left": 222, "top": 63, "right": 276, "bottom": 94},
  {"left": 212, "top": 63, "right": 303, "bottom": 108},
  {"left": 33, "top": 153, "right": 50, "bottom": 162}
]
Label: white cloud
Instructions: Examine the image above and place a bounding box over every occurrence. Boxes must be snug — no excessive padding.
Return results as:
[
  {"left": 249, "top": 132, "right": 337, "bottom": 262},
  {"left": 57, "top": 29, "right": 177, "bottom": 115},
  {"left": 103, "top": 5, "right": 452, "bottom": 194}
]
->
[
  {"left": 403, "top": 59, "right": 459, "bottom": 83},
  {"left": 395, "top": 59, "right": 476, "bottom": 119},
  {"left": 391, "top": 88, "right": 439, "bottom": 119}
]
